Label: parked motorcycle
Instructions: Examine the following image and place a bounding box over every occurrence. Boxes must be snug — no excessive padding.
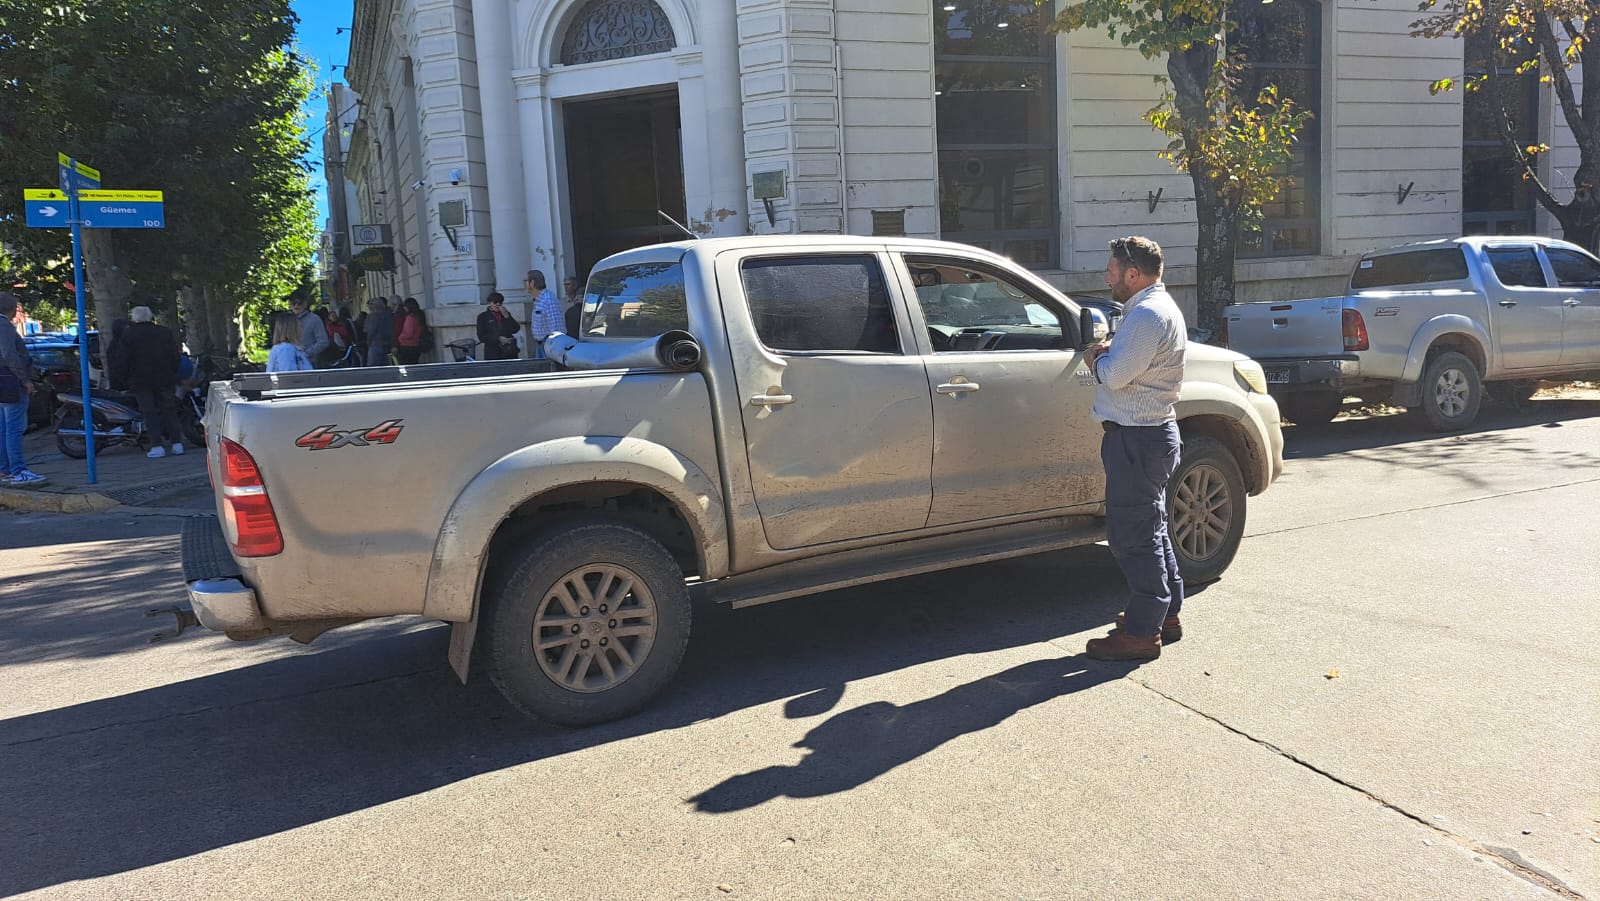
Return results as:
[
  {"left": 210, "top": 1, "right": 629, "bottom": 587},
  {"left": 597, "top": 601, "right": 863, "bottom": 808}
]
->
[{"left": 53, "top": 387, "right": 205, "bottom": 459}]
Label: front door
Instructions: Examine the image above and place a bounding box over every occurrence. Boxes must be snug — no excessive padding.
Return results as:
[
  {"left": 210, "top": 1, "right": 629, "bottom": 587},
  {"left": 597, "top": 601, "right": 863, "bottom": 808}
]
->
[
  {"left": 895, "top": 253, "right": 1102, "bottom": 527},
  {"left": 564, "top": 90, "right": 686, "bottom": 279},
  {"left": 1540, "top": 244, "right": 1600, "bottom": 365},
  {"left": 1483, "top": 245, "right": 1563, "bottom": 368},
  {"left": 719, "top": 250, "right": 934, "bottom": 551}
]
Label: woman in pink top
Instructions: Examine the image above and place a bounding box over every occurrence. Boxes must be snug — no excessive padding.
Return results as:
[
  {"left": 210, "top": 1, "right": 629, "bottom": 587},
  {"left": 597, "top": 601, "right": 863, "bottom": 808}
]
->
[{"left": 395, "top": 297, "right": 427, "bottom": 364}]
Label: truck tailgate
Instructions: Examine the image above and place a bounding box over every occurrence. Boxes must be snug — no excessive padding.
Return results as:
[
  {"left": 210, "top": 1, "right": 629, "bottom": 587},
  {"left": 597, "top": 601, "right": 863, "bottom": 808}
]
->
[{"left": 1226, "top": 296, "right": 1346, "bottom": 360}]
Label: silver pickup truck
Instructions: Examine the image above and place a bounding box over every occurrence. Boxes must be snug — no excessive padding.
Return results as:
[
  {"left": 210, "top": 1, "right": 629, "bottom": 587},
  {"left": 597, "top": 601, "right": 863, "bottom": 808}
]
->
[
  {"left": 1226, "top": 236, "right": 1600, "bottom": 429},
  {"left": 183, "top": 236, "right": 1283, "bottom": 724}
]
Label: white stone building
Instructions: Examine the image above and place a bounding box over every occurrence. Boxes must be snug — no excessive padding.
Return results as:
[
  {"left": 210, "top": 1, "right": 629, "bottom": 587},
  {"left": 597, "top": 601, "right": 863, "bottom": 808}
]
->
[{"left": 333, "top": 0, "right": 1580, "bottom": 347}]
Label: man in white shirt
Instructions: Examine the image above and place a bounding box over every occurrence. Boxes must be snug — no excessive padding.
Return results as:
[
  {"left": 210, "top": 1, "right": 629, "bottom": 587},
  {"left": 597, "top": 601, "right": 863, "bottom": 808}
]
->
[
  {"left": 525, "top": 270, "right": 563, "bottom": 359},
  {"left": 1083, "top": 236, "right": 1188, "bottom": 661}
]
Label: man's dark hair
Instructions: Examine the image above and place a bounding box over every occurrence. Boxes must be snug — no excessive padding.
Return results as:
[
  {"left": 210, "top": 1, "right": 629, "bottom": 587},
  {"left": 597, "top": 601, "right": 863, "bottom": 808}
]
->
[
  {"left": 1109, "top": 236, "right": 1164, "bottom": 278},
  {"left": 0, "top": 292, "right": 17, "bottom": 318}
]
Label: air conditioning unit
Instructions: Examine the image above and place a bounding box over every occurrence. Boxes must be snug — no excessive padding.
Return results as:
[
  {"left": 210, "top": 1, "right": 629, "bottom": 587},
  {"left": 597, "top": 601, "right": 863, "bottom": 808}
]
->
[{"left": 351, "top": 223, "right": 392, "bottom": 246}]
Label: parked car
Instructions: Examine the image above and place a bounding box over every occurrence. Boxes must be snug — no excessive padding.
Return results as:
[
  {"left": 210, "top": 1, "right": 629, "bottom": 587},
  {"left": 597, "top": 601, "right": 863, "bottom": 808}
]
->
[
  {"left": 1225, "top": 236, "right": 1600, "bottom": 429},
  {"left": 183, "top": 235, "right": 1284, "bottom": 726}
]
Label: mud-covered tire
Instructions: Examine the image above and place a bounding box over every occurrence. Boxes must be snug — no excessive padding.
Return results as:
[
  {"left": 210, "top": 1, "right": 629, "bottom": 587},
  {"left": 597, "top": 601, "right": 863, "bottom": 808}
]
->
[
  {"left": 1413, "top": 351, "right": 1482, "bottom": 431},
  {"left": 482, "top": 519, "right": 691, "bottom": 726},
  {"left": 1278, "top": 390, "right": 1343, "bottom": 427},
  {"left": 1168, "top": 434, "right": 1248, "bottom": 585}
]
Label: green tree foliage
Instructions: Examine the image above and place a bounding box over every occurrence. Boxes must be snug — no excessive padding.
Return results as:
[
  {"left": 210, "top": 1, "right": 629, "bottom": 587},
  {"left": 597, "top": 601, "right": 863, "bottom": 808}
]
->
[
  {"left": 1414, "top": 1, "right": 1598, "bottom": 250},
  {"left": 0, "top": 1, "right": 317, "bottom": 357},
  {"left": 1052, "top": 0, "right": 1312, "bottom": 337}
]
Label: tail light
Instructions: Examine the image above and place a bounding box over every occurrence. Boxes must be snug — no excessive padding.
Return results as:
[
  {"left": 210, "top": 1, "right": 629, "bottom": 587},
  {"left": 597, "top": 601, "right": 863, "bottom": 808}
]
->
[
  {"left": 219, "top": 438, "right": 283, "bottom": 557},
  {"left": 1342, "top": 309, "right": 1369, "bottom": 352}
]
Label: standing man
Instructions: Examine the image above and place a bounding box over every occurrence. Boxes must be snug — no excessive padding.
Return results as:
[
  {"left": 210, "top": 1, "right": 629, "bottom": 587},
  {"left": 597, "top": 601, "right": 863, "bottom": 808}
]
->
[
  {"left": 0, "top": 293, "right": 46, "bottom": 487},
  {"left": 111, "top": 306, "right": 186, "bottom": 459},
  {"left": 364, "top": 296, "right": 394, "bottom": 366},
  {"left": 525, "top": 270, "right": 563, "bottom": 358},
  {"left": 1083, "top": 236, "right": 1188, "bottom": 662},
  {"left": 289, "top": 295, "right": 329, "bottom": 367},
  {"left": 562, "top": 276, "right": 584, "bottom": 337}
]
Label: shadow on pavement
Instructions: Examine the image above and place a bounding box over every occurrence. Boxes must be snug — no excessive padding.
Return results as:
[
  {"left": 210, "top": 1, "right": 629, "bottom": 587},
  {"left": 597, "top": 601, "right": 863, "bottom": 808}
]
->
[
  {"left": 1283, "top": 398, "right": 1600, "bottom": 463},
  {"left": 0, "top": 544, "right": 1139, "bottom": 894}
]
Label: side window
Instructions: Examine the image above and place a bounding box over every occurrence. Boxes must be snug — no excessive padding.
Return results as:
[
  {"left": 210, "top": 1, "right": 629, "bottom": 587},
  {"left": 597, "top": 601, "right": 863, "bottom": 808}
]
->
[
  {"left": 1543, "top": 247, "right": 1600, "bottom": 288},
  {"left": 1485, "top": 247, "right": 1548, "bottom": 288},
  {"left": 1350, "top": 248, "right": 1469, "bottom": 289},
  {"left": 905, "top": 256, "right": 1066, "bottom": 352},
  {"left": 582, "top": 262, "right": 690, "bottom": 339},
  {"left": 740, "top": 255, "right": 899, "bottom": 354}
]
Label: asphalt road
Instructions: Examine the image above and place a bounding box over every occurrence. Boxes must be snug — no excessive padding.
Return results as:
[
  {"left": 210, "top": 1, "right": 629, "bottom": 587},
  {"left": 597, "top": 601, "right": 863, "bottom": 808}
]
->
[{"left": 2, "top": 398, "right": 1597, "bottom": 900}]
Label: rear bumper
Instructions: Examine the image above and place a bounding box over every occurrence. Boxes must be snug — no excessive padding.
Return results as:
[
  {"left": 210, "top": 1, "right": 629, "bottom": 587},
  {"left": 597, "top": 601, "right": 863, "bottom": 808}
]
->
[
  {"left": 181, "top": 515, "right": 265, "bottom": 632},
  {"left": 1256, "top": 355, "right": 1360, "bottom": 390}
]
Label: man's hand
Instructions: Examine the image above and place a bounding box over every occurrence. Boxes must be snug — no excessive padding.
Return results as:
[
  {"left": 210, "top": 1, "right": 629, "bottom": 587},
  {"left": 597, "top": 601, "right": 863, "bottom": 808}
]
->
[
  {"left": 1083, "top": 340, "right": 1110, "bottom": 367},
  {"left": 21, "top": 380, "right": 35, "bottom": 396}
]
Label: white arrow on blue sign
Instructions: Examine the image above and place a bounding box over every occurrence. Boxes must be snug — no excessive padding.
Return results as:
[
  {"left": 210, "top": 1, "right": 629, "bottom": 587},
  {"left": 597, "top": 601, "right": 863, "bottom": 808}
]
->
[{"left": 25, "top": 201, "right": 66, "bottom": 228}]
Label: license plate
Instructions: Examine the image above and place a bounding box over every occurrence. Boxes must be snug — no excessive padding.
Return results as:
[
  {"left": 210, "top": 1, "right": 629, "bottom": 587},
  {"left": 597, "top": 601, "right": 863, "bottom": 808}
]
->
[{"left": 1265, "top": 367, "right": 1291, "bottom": 384}]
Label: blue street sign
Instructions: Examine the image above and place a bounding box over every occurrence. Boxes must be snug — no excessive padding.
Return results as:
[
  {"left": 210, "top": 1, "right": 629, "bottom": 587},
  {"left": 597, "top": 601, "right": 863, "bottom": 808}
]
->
[
  {"left": 25, "top": 197, "right": 69, "bottom": 228},
  {"left": 58, "top": 153, "right": 100, "bottom": 192},
  {"left": 78, "top": 199, "right": 165, "bottom": 229}
]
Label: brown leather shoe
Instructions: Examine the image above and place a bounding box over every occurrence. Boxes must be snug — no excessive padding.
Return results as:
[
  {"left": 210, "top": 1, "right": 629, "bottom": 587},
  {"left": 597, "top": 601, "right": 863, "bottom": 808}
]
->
[
  {"left": 1115, "top": 612, "right": 1183, "bottom": 643},
  {"left": 1086, "top": 630, "right": 1161, "bottom": 661}
]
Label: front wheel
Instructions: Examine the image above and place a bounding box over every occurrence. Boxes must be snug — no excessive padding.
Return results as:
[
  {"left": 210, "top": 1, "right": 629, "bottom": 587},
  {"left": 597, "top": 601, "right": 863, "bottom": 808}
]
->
[
  {"left": 1412, "top": 351, "right": 1481, "bottom": 431},
  {"left": 1168, "top": 434, "right": 1248, "bottom": 584},
  {"left": 482, "top": 520, "right": 692, "bottom": 726}
]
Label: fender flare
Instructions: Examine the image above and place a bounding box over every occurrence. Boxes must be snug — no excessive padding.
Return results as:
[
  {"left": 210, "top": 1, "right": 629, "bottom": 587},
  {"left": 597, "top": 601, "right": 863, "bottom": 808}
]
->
[
  {"left": 422, "top": 435, "right": 728, "bottom": 624},
  {"left": 1175, "top": 381, "right": 1272, "bottom": 494},
  {"left": 1392, "top": 315, "right": 1492, "bottom": 404}
]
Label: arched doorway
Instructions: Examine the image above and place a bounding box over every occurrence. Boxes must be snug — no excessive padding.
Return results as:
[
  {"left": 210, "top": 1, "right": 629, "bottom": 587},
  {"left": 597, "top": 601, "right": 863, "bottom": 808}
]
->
[{"left": 555, "top": 0, "right": 688, "bottom": 277}]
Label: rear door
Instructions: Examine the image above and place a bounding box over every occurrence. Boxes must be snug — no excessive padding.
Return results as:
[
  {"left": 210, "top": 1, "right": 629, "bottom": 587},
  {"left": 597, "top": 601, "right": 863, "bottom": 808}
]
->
[
  {"left": 896, "top": 252, "right": 1102, "bottom": 527},
  {"left": 1224, "top": 297, "right": 1346, "bottom": 363},
  {"left": 1539, "top": 245, "right": 1600, "bottom": 365},
  {"left": 718, "top": 249, "right": 934, "bottom": 551},
  {"left": 1482, "top": 245, "right": 1563, "bottom": 368}
]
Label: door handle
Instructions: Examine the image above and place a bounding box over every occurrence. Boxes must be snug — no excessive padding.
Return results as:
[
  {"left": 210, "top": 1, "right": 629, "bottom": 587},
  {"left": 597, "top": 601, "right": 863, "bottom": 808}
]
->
[
  {"left": 1498, "top": 299, "right": 1518, "bottom": 307},
  {"left": 1563, "top": 298, "right": 1581, "bottom": 306},
  {"left": 936, "top": 381, "right": 981, "bottom": 396},
  {"left": 750, "top": 392, "right": 794, "bottom": 407}
]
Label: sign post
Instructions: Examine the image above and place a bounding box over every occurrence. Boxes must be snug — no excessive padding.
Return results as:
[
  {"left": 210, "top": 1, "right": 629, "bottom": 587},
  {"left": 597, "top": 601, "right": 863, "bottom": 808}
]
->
[{"left": 21, "top": 155, "right": 166, "bottom": 485}]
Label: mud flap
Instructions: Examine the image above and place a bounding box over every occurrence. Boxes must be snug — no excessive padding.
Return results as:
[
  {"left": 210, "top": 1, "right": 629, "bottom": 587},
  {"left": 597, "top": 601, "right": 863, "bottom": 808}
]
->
[
  {"left": 448, "top": 616, "right": 477, "bottom": 684},
  {"left": 1390, "top": 380, "right": 1421, "bottom": 407}
]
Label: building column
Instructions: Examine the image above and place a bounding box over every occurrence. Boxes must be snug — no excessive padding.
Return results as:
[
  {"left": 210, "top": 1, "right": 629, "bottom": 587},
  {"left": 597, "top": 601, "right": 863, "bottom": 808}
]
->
[
  {"left": 514, "top": 72, "right": 564, "bottom": 293},
  {"left": 471, "top": 0, "right": 530, "bottom": 296},
  {"left": 698, "top": 2, "right": 750, "bottom": 235}
]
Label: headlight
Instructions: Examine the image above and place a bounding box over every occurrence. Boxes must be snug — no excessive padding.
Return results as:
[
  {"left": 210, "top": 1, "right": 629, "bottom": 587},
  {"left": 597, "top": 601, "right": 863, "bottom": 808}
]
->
[{"left": 1233, "top": 360, "right": 1268, "bottom": 394}]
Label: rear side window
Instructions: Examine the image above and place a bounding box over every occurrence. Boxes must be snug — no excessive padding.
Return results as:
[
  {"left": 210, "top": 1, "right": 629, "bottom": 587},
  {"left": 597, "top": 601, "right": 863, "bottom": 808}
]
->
[
  {"left": 740, "top": 255, "right": 900, "bottom": 354},
  {"left": 1351, "top": 248, "right": 1470, "bottom": 289},
  {"left": 1485, "top": 247, "right": 1547, "bottom": 288},
  {"left": 581, "top": 262, "right": 689, "bottom": 339},
  {"left": 1543, "top": 247, "right": 1600, "bottom": 288}
]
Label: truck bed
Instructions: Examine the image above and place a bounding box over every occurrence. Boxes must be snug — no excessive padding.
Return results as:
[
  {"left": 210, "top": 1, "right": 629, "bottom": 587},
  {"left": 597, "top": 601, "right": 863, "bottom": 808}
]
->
[{"left": 1226, "top": 297, "right": 1346, "bottom": 360}]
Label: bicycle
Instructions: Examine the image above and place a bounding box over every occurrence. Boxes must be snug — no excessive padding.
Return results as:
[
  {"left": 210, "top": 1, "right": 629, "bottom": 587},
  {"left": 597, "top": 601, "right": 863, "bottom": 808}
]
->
[{"left": 446, "top": 338, "right": 480, "bottom": 363}]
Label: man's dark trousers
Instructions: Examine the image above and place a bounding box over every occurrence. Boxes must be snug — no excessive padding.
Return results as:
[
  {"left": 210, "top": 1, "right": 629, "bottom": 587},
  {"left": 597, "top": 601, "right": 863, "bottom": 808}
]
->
[
  {"left": 1101, "top": 420, "right": 1185, "bottom": 637},
  {"left": 134, "top": 389, "right": 182, "bottom": 447}
]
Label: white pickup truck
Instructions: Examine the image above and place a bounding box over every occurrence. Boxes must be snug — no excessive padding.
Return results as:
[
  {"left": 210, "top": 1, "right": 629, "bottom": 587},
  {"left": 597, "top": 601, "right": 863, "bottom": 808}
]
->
[
  {"left": 184, "top": 236, "right": 1283, "bottom": 725},
  {"left": 1225, "top": 236, "right": 1600, "bottom": 429}
]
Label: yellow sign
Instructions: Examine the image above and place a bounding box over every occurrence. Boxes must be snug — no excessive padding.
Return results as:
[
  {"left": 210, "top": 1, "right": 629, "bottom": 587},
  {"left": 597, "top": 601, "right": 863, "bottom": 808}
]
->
[
  {"left": 23, "top": 188, "right": 163, "bottom": 202},
  {"left": 57, "top": 153, "right": 100, "bottom": 182},
  {"left": 81, "top": 189, "right": 163, "bottom": 202}
]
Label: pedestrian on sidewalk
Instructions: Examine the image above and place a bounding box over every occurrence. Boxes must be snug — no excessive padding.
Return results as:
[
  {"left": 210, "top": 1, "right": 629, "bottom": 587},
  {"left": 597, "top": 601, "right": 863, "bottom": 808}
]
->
[
  {"left": 525, "top": 270, "right": 562, "bottom": 358},
  {"left": 110, "top": 306, "right": 186, "bottom": 459},
  {"left": 289, "top": 296, "right": 329, "bottom": 367},
  {"left": 0, "top": 293, "right": 47, "bottom": 487},
  {"left": 395, "top": 298, "right": 428, "bottom": 365},
  {"left": 1082, "top": 236, "right": 1188, "bottom": 662},
  {"left": 562, "top": 276, "right": 584, "bottom": 337},
  {"left": 266, "top": 311, "right": 315, "bottom": 373},
  {"left": 476, "top": 291, "right": 521, "bottom": 360},
  {"left": 365, "top": 297, "right": 394, "bottom": 366}
]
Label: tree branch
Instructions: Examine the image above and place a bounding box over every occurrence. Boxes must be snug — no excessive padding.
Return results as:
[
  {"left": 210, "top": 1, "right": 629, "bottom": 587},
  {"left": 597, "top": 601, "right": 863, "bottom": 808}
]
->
[
  {"left": 1487, "top": 70, "right": 1564, "bottom": 215},
  {"left": 1532, "top": 11, "right": 1585, "bottom": 140}
]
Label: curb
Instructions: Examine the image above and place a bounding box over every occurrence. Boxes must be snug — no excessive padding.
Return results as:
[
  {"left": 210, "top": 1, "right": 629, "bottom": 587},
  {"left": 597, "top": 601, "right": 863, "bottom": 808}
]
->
[{"left": 0, "top": 486, "right": 123, "bottom": 514}]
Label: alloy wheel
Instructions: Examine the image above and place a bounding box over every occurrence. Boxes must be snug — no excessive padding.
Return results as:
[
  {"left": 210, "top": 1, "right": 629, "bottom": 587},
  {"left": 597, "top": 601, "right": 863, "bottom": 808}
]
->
[
  {"left": 530, "top": 563, "right": 658, "bottom": 693},
  {"left": 1173, "top": 463, "right": 1234, "bottom": 562}
]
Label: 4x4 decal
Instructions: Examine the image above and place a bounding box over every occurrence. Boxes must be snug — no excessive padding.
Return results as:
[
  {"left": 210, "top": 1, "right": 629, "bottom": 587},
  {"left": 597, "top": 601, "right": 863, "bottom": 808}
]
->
[{"left": 295, "top": 419, "right": 405, "bottom": 451}]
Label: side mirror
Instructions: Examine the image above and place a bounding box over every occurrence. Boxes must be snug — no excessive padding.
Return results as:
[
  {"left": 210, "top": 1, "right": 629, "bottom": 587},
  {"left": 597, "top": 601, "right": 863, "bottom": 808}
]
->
[{"left": 1079, "top": 307, "right": 1108, "bottom": 349}]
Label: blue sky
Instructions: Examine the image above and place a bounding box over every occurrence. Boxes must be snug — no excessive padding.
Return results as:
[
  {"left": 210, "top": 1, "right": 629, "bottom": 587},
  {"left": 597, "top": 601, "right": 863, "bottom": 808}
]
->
[{"left": 291, "top": 0, "right": 355, "bottom": 228}]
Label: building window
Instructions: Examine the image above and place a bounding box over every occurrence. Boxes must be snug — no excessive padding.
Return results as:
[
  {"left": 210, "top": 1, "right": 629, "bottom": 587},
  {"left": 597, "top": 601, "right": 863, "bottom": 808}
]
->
[
  {"left": 1234, "top": 0, "right": 1322, "bottom": 258},
  {"left": 934, "top": 1, "right": 1058, "bottom": 268},
  {"left": 1462, "top": 32, "right": 1539, "bottom": 235},
  {"left": 559, "top": 0, "right": 675, "bottom": 67}
]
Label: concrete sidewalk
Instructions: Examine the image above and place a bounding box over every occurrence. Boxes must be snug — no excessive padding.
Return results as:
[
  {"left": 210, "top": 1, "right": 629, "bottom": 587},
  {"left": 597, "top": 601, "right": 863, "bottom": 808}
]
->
[{"left": 0, "top": 428, "right": 207, "bottom": 513}]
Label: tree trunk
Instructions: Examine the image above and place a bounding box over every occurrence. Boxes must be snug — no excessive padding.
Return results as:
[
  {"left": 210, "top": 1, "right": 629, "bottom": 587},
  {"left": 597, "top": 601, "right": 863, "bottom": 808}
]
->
[
  {"left": 1167, "top": 43, "right": 1239, "bottom": 341},
  {"left": 205, "top": 285, "right": 233, "bottom": 358},
  {"left": 180, "top": 285, "right": 210, "bottom": 358},
  {"left": 81, "top": 229, "right": 131, "bottom": 384}
]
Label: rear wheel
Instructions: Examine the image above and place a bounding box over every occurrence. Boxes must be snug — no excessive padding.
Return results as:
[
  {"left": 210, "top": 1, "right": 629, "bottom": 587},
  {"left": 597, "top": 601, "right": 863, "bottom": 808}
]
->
[
  {"left": 53, "top": 408, "right": 88, "bottom": 459},
  {"left": 1278, "top": 389, "right": 1343, "bottom": 427},
  {"left": 482, "top": 520, "right": 692, "bottom": 726},
  {"left": 1412, "top": 351, "right": 1481, "bottom": 431},
  {"left": 1168, "top": 434, "right": 1248, "bottom": 584}
]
